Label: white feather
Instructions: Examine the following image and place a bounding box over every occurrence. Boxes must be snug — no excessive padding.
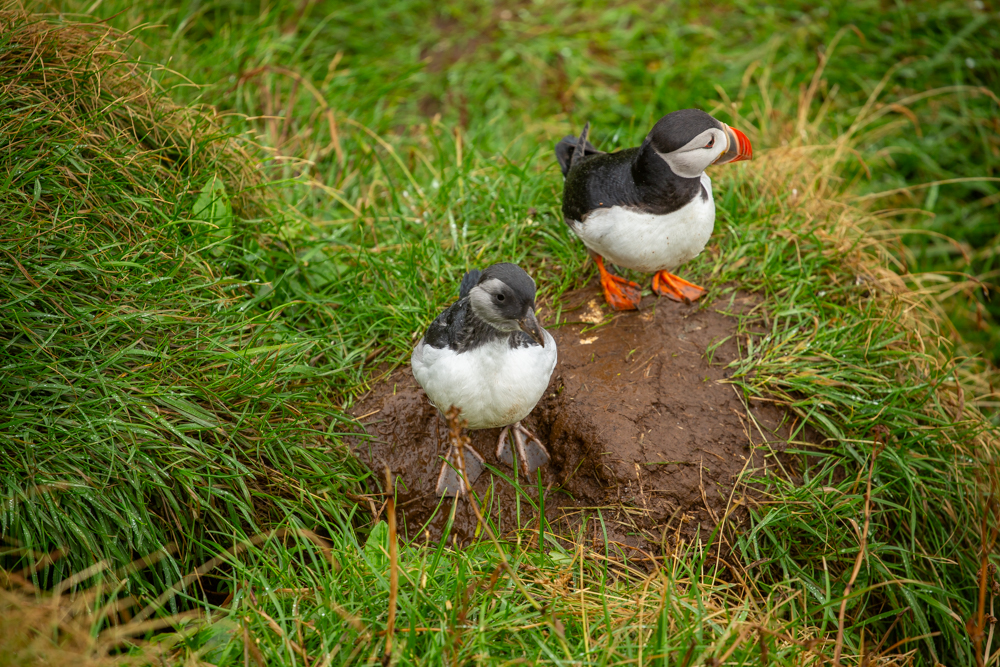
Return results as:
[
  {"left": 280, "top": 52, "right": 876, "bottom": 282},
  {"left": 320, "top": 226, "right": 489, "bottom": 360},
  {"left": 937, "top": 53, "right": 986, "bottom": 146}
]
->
[
  {"left": 411, "top": 330, "right": 557, "bottom": 429},
  {"left": 571, "top": 173, "right": 715, "bottom": 274}
]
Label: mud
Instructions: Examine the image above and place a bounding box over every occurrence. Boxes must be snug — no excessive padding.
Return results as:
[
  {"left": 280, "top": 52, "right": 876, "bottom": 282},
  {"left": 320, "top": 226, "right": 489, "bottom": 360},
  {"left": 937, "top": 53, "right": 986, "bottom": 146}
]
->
[{"left": 348, "top": 283, "right": 801, "bottom": 554}]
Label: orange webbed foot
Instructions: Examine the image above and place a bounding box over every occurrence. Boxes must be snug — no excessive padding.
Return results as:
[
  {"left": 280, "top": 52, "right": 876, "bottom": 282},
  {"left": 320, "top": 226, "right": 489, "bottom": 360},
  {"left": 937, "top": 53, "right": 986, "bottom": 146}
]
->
[
  {"left": 594, "top": 255, "right": 640, "bottom": 311},
  {"left": 652, "top": 271, "right": 706, "bottom": 304}
]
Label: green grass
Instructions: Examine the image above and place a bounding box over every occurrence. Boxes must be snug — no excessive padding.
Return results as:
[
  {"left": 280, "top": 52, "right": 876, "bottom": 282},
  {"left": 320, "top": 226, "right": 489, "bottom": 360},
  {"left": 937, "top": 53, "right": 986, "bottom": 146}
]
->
[
  {"left": 2, "top": 1, "right": 999, "bottom": 665},
  {"left": 0, "top": 11, "right": 364, "bottom": 591},
  {"left": 98, "top": 0, "right": 1000, "bottom": 364}
]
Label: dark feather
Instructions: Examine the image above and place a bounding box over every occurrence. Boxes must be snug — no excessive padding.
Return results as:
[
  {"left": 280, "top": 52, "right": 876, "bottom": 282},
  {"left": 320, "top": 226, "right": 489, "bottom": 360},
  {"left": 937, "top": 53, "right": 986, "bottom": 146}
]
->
[
  {"left": 555, "top": 123, "right": 602, "bottom": 177},
  {"left": 421, "top": 298, "right": 536, "bottom": 351},
  {"left": 423, "top": 299, "right": 469, "bottom": 350},
  {"left": 458, "top": 269, "right": 482, "bottom": 299}
]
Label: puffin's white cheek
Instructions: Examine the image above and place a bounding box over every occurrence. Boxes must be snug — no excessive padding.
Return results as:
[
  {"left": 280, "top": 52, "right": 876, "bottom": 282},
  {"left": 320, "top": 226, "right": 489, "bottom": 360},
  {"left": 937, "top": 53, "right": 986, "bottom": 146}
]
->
[{"left": 662, "top": 151, "right": 709, "bottom": 179}]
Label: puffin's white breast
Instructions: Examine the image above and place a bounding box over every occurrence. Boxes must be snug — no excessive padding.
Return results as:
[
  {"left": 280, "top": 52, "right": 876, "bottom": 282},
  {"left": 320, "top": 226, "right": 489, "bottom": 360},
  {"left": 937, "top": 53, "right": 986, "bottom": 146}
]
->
[
  {"left": 571, "top": 173, "right": 715, "bottom": 274},
  {"left": 411, "top": 330, "right": 557, "bottom": 430}
]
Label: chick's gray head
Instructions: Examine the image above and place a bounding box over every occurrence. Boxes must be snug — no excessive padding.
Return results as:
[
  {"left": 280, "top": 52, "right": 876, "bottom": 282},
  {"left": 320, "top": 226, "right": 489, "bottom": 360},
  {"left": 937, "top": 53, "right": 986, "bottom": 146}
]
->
[{"left": 468, "top": 262, "right": 545, "bottom": 346}]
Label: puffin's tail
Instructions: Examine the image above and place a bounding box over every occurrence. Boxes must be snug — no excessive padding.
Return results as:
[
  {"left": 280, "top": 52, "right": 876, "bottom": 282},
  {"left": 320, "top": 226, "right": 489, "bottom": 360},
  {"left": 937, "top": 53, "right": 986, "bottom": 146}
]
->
[
  {"left": 573, "top": 123, "right": 591, "bottom": 170},
  {"left": 459, "top": 269, "right": 482, "bottom": 299},
  {"left": 555, "top": 122, "right": 602, "bottom": 177}
]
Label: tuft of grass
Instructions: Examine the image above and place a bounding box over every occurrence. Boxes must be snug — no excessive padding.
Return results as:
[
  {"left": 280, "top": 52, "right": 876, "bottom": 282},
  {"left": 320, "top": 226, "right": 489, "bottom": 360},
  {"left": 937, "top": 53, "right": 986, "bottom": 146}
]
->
[
  {"left": 708, "top": 137, "right": 999, "bottom": 663},
  {"left": 0, "top": 582, "right": 149, "bottom": 667},
  {"left": 0, "top": 10, "right": 363, "bottom": 594}
]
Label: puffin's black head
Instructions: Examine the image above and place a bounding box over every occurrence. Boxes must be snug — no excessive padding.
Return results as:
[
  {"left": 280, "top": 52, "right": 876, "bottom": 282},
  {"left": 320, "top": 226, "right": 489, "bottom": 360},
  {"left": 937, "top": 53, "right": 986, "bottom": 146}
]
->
[
  {"left": 645, "top": 109, "right": 753, "bottom": 179},
  {"left": 468, "top": 263, "right": 545, "bottom": 346}
]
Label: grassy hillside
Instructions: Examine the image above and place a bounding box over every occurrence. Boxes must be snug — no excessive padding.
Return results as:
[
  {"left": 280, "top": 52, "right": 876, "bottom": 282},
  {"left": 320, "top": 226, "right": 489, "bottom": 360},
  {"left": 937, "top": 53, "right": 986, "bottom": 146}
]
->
[
  {"left": 1, "top": 1, "right": 998, "bottom": 665},
  {"left": 0, "top": 10, "right": 364, "bottom": 589}
]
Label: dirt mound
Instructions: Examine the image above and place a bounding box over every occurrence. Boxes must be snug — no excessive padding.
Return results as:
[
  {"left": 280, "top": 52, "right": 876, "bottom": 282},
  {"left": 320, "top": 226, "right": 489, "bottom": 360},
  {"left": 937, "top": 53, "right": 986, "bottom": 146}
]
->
[{"left": 349, "top": 283, "right": 799, "bottom": 553}]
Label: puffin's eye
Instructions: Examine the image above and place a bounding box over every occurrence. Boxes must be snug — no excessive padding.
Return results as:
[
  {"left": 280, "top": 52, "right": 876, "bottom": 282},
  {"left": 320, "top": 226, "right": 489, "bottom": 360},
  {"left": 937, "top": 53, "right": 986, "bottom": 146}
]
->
[
  {"left": 496, "top": 293, "right": 505, "bottom": 302},
  {"left": 705, "top": 138, "right": 715, "bottom": 149}
]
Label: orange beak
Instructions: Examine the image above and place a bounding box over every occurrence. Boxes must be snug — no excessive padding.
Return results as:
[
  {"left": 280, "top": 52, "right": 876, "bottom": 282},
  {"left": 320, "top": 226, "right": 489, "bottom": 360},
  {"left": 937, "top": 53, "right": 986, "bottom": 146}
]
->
[{"left": 714, "top": 125, "right": 753, "bottom": 164}]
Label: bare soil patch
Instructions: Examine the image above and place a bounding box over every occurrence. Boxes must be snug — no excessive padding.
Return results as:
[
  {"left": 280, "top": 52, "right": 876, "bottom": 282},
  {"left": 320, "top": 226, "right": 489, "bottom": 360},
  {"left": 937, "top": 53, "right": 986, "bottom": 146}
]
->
[{"left": 349, "top": 282, "right": 801, "bottom": 555}]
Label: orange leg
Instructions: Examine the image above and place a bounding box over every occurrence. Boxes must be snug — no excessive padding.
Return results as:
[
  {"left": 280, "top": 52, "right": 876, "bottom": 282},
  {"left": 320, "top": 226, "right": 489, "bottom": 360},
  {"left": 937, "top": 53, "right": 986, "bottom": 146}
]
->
[
  {"left": 594, "top": 254, "right": 641, "bottom": 311},
  {"left": 651, "top": 271, "right": 706, "bottom": 303}
]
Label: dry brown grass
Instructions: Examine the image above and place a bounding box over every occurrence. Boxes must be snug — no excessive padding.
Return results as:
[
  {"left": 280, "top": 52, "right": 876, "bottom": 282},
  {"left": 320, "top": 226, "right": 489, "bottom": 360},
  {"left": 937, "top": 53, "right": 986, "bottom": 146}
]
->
[{"left": 0, "top": 575, "right": 165, "bottom": 667}]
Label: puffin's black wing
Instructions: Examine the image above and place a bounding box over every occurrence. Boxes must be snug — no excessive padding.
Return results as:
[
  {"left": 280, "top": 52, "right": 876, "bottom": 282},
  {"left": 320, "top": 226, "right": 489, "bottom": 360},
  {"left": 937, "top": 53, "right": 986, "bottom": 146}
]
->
[
  {"left": 555, "top": 123, "right": 603, "bottom": 177},
  {"left": 422, "top": 298, "right": 470, "bottom": 350},
  {"left": 422, "top": 269, "right": 480, "bottom": 349}
]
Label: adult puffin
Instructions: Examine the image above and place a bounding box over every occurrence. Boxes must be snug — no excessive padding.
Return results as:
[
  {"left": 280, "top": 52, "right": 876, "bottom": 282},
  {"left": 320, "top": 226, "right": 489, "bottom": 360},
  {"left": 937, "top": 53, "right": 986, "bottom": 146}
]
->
[{"left": 556, "top": 109, "right": 752, "bottom": 310}]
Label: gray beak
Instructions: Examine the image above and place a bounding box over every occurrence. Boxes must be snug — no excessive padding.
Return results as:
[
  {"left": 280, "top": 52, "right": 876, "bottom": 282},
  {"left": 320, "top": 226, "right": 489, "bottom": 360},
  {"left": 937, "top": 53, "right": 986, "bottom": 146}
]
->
[{"left": 518, "top": 309, "right": 545, "bottom": 347}]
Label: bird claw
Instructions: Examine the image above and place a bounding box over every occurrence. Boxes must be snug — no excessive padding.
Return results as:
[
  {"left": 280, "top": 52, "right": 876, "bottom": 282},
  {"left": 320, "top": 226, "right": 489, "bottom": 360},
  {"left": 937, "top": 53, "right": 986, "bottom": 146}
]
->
[
  {"left": 497, "top": 422, "right": 550, "bottom": 476},
  {"left": 652, "top": 270, "right": 705, "bottom": 303},
  {"left": 435, "top": 444, "right": 485, "bottom": 497}
]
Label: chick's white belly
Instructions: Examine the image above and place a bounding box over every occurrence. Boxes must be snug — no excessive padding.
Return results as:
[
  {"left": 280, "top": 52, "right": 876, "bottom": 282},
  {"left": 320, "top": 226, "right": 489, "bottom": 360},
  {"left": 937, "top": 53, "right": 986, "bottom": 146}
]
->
[
  {"left": 572, "top": 175, "right": 716, "bottom": 274},
  {"left": 411, "top": 332, "right": 557, "bottom": 429}
]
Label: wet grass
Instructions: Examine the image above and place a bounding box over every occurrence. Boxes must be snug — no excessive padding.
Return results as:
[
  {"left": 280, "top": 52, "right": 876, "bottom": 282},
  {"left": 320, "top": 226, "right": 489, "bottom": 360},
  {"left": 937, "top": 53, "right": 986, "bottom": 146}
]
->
[
  {"left": 106, "top": 0, "right": 1000, "bottom": 362},
  {"left": 0, "top": 11, "right": 364, "bottom": 592},
  {"left": 2, "top": 1, "right": 999, "bottom": 665}
]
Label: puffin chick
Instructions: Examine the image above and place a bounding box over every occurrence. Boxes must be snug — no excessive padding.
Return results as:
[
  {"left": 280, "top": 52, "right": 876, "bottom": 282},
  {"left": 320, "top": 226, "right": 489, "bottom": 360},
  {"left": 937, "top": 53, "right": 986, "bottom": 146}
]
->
[
  {"left": 411, "top": 263, "right": 558, "bottom": 496},
  {"left": 556, "top": 108, "right": 753, "bottom": 311}
]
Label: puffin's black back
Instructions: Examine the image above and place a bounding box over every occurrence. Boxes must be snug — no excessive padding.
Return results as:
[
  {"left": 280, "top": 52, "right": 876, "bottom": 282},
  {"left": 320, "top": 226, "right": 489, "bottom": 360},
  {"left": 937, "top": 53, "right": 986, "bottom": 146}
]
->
[{"left": 559, "top": 115, "right": 709, "bottom": 222}]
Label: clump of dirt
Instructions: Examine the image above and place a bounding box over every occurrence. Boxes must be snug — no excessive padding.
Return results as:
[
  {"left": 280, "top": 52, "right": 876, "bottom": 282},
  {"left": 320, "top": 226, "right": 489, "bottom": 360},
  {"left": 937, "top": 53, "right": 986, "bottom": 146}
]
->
[{"left": 349, "top": 283, "right": 801, "bottom": 554}]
